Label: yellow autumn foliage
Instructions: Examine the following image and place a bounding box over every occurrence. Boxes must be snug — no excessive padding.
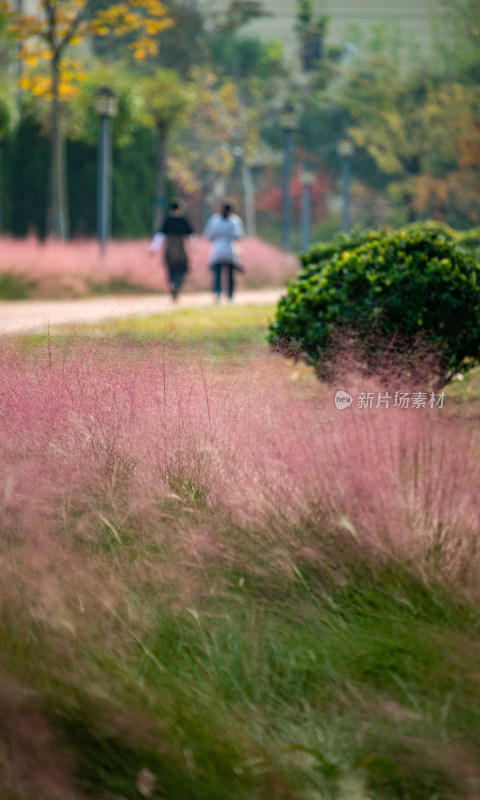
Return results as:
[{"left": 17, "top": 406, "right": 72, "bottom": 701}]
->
[{"left": 7, "top": 0, "right": 172, "bottom": 100}]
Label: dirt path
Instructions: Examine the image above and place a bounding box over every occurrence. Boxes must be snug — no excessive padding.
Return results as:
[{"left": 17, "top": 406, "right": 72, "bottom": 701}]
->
[{"left": 0, "top": 288, "right": 284, "bottom": 335}]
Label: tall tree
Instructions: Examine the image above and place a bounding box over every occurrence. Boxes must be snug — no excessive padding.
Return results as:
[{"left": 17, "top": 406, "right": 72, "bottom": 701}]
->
[
  {"left": 0, "top": 83, "right": 13, "bottom": 233},
  {"left": 215, "top": 0, "right": 267, "bottom": 32},
  {"left": 340, "top": 57, "right": 480, "bottom": 224},
  {"left": 139, "top": 69, "right": 193, "bottom": 231},
  {"left": 168, "top": 67, "right": 239, "bottom": 224},
  {"left": 295, "top": 0, "right": 328, "bottom": 72},
  {"left": 8, "top": 0, "right": 172, "bottom": 239},
  {"left": 0, "top": 3, "right": 17, "bottom": 233},
  {"left": 207, "top": 2, "right": 280, "bottom": 235},
  {"left": 432, "top": 0, "right": 480, "bottom": 84}
]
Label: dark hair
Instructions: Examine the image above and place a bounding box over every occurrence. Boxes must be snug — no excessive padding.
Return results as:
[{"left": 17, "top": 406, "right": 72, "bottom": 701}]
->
[{"left": 221, "top": 201, "right": 232, "bottom": 219}]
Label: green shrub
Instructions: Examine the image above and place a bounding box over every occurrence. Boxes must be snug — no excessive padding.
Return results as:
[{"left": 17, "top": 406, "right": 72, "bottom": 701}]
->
[
  {"left": 456, "top": 226, "right": 480, "bottom": 257},
  {"left": 268, "top": 226, "right": 480, "bottom": 380}
]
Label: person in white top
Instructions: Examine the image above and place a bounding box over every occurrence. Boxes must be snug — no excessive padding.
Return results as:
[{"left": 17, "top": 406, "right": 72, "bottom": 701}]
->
[{"left": 204, "top": 201, "right": 244, "bottom": 301}]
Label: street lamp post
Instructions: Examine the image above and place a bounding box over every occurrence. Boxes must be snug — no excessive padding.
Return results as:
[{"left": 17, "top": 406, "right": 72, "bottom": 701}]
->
[
  {"left": 94, "top": 87, "right": 118, "bottom": 255},
  {"left": 338, "top": 139, "right": 354, "bottom": 234},
  {"left": 300, "top": 169, "right": 315, "bottom": 252},
  {"left": 281, "top": 101, "right": 297, "bottom": 252}
]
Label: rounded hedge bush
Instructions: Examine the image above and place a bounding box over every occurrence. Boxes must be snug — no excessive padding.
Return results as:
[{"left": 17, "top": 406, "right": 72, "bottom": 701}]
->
[{"left": 268, "top": 226, "right": 480, "bottom": 380}]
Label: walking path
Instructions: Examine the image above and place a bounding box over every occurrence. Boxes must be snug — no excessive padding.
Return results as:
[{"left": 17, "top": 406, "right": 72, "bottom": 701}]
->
[{"left": 0, "top": 288, "right": 285, "bottom": 335}]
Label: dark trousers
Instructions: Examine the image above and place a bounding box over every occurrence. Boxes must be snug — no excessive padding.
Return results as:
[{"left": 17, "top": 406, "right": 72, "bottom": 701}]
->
[
  {"left": 212, "top": 262, "right": 235, "bottom": 299},
  {"left": 167, "top": 258, "right": 188, "bottom": 298}
]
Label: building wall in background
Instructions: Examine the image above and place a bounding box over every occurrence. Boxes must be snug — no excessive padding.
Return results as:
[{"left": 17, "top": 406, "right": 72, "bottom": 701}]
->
[{"left": 200, "top": 0, "right": 437, "bottom": 63}]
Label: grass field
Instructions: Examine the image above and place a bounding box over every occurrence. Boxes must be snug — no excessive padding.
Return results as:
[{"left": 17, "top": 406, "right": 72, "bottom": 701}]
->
[
  {"left": 93, "top": 303, "right": 279, "bottom": 358},
  {"left": 2, "top": 304, "right": 480, "bottom": 800}
]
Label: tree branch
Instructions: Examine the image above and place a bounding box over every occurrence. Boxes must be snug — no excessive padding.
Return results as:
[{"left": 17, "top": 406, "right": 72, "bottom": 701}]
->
[
  {"left": 57, "top": 0, "right": 95, "bottom": 55},
  {"left": 41, "top": 0, "right": 57, "bottom": 50}
]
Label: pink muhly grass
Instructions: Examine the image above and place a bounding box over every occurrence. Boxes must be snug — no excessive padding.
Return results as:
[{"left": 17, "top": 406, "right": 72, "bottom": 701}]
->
[
  {"left": 0, "top": 235, "right": 299, "bottom": 298},
  {"left": 0, "top": 676, "right": 80, "bottom": 800},
  {"left": 1, "top": 340, "right": 479, "bottom": 592}
]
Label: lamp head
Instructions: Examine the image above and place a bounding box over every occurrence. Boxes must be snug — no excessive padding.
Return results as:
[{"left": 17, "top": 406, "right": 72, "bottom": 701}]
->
[
  {"left": 338, "top": 139, "right": 354, "bottom": 159},
  {"left": 300, "top": 169, "right": 315, "bottom": 186},
  {"left": 280, "top": 101, "right": 297, "bottom": 132},
  {"left": 94, "top": 87, "right": 118, "bottom": 118}
]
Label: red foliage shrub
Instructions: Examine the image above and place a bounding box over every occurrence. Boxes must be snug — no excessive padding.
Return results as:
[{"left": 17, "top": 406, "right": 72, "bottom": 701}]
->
[{"left": 257, "top": 167, "right": 330, "bottom": 223}]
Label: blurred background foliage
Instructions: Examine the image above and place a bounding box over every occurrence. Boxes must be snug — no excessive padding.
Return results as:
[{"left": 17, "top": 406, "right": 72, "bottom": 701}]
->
[{"left": 0, "top": 0, "right": 478, "bottom": 241}]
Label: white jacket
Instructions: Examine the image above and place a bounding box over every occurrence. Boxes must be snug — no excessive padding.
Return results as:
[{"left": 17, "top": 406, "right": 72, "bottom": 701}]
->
[{"left": 204, "top": 214, "right": 243, "bottom": 265}]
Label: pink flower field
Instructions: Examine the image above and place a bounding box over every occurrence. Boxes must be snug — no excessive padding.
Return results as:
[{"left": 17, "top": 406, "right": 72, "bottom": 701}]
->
[
  {"left": 0, "top": 235, "right": 299, "bottom": 298},
  {"left": 1, "top": 338, "right": 479, "bottom": 590},
  {"left": 1, "top": 332, "right": 480, "bottom": 799}
]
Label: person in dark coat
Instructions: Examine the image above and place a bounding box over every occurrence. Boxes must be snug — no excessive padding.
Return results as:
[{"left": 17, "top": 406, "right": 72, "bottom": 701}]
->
[{"left": 151, "top": 199, "right": 194, "bottom": 300}]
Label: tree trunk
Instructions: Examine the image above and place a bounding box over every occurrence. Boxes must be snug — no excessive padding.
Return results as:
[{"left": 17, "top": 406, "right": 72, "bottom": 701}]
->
[
  {"left": 241, "top": 157, "right": 256, "bottom": 237},
  {"left": 47, "top": 54, "right": 69, "bottom": 240},
  {"left": 201, "top": 179, "right": 210, "bottom": 229},
  {"left": 153, "top": 121, "right": 167, "bottom": 233},
  {"left": 406, "top": 190, "right": 417, "bottom": 222},
  {"left": 234, "top": 80, "right": 256, "bottom": 237}
]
